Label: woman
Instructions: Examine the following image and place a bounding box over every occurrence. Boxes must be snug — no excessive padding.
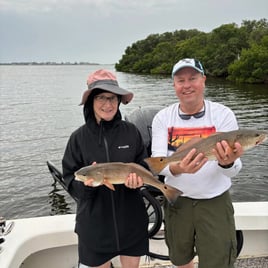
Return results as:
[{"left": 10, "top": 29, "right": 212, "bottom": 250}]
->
[{"left": 62, "top": 69, "right": 149, "bottom": 268}]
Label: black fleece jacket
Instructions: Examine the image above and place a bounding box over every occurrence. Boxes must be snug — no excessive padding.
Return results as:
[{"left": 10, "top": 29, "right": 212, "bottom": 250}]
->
[{"left": 62, "top": 106, "right": 149, "bottom": 253}]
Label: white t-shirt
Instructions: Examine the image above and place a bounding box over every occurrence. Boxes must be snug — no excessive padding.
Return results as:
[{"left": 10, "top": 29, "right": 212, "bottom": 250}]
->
[{"left": 151, "top": 100, "right": 242, "bottom": 199}]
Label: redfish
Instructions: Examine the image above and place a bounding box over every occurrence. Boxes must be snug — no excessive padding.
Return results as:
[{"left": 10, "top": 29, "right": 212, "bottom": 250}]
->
[
  {"left": 144, "top": 129, "right": 267, "bottom": 175},
  {"left": 75, "top": 162, "right": 182, "bottom": 204}
]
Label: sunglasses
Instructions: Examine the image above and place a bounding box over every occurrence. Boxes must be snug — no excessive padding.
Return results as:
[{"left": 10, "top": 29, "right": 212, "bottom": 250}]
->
[
  {"left": 178, "top": 104, "right": 205, "bottom": 120},
  {"left": 94, "top": 95, "right": 119, "bottom": 105}
]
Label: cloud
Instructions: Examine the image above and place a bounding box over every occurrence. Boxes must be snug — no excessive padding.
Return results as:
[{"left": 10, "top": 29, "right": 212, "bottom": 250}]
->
[
  {"left": 0, "top": 0, "right": 178, "bottom": 14},
  {"left": 0, "top": 0, "right": 267, "bottom": 63}
]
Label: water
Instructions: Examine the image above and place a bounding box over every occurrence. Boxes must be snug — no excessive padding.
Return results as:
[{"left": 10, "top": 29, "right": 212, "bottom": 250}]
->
[{"left": 0, "top": 65, "right": 268, "bottom": 219}]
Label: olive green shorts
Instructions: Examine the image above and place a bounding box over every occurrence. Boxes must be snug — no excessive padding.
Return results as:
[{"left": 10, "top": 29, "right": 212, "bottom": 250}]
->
[{"left": 164, "top": 191, "right": 237, "bottom": 268}]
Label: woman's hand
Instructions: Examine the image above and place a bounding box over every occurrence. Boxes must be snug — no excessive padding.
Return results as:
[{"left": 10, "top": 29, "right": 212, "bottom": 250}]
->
[
  {"left": 125, "top": 173, "right": 144, "bottom": 189},
  {"left": 83, "top": 161, "right": 96, "bottom": 187},
  {"left": 83, "top": 178, "right": 95, "bottom": 187}
]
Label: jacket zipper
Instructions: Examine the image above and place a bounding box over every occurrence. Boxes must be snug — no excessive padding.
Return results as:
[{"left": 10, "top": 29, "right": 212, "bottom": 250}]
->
[{"left": 102, "top": 127, "right": 120, "bottom": 251}]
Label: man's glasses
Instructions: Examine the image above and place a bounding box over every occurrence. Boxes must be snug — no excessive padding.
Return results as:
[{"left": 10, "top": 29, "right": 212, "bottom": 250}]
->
[
  {"left": 178, "top": 105, "right": 205, "bottom": 120},
  {"left": 94, "top": 95, "right": 119, "bottom": 105}
]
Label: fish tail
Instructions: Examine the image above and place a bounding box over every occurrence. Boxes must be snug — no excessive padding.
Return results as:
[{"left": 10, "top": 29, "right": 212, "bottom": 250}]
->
[
  {"left": 144, "top": 157, "right": 168, "bottom": 175},
  {"left": 163, "top": 185, "right": 183, "bottom": 205}
]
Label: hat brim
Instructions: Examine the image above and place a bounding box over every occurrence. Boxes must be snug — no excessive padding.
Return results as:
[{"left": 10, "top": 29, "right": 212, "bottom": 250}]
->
[{"left": 80, "top": 83, "right": 133, "bottom": 105}]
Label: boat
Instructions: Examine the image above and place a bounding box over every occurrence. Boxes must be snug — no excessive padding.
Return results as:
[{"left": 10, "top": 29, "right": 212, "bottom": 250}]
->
[
  {"left": 0, "top": 201, "right": 267, "bottom": 268},
  {"left": 1, "top": 107, "right": 267, "bottom": 268}
]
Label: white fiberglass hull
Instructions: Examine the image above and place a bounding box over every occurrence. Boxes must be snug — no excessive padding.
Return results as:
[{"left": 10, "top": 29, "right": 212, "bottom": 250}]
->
[{"left": 0, "top": 202, "right": 267, "bottom": 268}]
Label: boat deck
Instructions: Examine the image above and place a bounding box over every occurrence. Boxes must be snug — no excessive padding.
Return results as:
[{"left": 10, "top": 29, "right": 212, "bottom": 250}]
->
[
  {"left": 235, "top": 257, "right": 268, "bottom": 268},
  {"left": 137, "top": 256, "right": 268, "bottom": 267}
]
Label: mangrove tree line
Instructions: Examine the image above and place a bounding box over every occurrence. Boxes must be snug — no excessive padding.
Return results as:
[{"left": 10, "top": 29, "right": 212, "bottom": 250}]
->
[{"left": 115, "top": 19, "right": 268, "bottom": 84}]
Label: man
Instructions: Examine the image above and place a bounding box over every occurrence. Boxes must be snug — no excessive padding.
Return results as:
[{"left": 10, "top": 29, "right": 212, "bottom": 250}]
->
[{"left": 150, "top": 58, "right": 244, "bottom": 268}]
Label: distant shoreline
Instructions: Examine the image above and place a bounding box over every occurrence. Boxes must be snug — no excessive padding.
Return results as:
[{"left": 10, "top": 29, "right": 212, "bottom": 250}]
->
[{"left": 0, "top": 62, "right": 114, "bottom": 66}]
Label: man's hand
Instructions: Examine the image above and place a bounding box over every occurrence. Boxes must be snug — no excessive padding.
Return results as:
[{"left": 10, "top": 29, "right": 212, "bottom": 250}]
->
[
  {"left": 213, "top": 140, "right": 243, "bottom": 167},
  {"left": 169, "top": 148, "right": 208, "bottom": 175}
]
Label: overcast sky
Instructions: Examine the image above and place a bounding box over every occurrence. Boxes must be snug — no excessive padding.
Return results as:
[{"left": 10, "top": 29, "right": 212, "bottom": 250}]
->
[{"left": 0, "top": 0, "right": 267, "bottom": 64}]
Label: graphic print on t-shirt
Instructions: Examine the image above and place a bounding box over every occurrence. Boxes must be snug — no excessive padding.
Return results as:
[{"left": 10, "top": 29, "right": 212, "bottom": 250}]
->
[{"left": 168, "top": 126, "right": 216, "bottom": 151}]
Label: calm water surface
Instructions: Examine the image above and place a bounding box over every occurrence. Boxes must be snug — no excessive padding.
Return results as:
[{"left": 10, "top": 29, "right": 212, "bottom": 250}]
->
[{"left": 0, "top": 65, "right": 267, "bottom": 219}]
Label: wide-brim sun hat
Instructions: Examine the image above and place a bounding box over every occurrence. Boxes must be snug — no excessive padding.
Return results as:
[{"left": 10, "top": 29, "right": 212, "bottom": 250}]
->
[
  {"left": 80, "top": 69, "right": 133, "bottom": 105},
  {"left": 172, "top": 58, "right": 204, "bottom": 78}
]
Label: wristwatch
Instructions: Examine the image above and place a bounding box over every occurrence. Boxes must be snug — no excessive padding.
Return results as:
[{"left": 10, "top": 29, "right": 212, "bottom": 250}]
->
[{"left": 218, "top": 162, "right": 234, "bottom": 169}]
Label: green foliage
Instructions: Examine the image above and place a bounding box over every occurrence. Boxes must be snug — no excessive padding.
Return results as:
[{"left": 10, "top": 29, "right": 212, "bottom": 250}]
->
[
  {"left": 228, "top": 37, "right": 268, "bottom": 83},
  {"left": 115, "top": 29, "right": 203, "bottom": 74},
  {"left": 115, "top": 19, "right": 268, "bottom": 84}
]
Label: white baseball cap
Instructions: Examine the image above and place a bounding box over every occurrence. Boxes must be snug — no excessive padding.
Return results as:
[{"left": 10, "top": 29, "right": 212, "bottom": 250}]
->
[{"left": 172, "top": 58, "right": 204, "bottom": 78}]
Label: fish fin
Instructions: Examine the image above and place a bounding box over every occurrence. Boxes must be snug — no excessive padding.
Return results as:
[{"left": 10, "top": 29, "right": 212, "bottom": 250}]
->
[
  {"left": 144, "top": 157, "right": 168, "bottom": 175},
  {"left": 103, "top": 179, "right": 115, "bottom": 191},
  {"left": 162, "top": 184, "right": 183, "bottom": 205}
]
